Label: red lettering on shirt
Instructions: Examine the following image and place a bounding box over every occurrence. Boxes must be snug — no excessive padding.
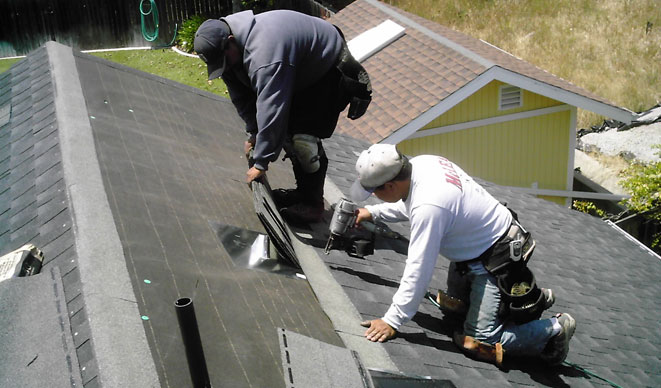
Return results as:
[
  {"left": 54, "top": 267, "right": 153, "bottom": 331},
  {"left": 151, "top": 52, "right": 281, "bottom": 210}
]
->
[{"left": 438, "top": 157, "right": 463, "bottom": 191}]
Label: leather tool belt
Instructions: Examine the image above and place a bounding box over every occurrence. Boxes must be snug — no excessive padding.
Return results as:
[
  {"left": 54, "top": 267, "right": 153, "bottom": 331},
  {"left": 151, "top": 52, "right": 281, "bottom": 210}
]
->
[{"left": 479, "top": 216, "right": 536, "bottom": 274}]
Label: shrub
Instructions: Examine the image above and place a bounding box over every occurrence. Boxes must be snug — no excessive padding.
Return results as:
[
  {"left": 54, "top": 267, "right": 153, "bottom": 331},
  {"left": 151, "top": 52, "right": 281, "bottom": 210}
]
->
[
  {"left": 177, "top": 15, "right": 206, "bottom": 53},
  {"left": 619, "top": 145, "right": 661, "bottom": 247},
  {"left": 242, "top": 0, "right": 275, "bottom": 13},
  {"left": 572, "top": 200, "right": 607, "bottom": 218}
]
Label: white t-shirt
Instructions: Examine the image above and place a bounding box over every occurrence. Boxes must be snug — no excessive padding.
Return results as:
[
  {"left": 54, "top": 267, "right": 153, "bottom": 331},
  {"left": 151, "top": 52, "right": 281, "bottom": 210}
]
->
[{"left": 365, "top": 155, "right": 512, "bottom": 329}]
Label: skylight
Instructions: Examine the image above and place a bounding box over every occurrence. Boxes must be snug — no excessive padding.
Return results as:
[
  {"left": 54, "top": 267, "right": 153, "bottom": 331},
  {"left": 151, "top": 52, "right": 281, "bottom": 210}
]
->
[{"left": 347, "top": 19, "right": 405, "bottom": 62}]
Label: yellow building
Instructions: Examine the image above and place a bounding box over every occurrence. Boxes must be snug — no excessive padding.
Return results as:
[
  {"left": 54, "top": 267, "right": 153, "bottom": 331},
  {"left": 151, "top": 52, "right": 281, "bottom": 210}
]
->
[{"left": 331, "top": 0, "right": 633, "bottom": 206}]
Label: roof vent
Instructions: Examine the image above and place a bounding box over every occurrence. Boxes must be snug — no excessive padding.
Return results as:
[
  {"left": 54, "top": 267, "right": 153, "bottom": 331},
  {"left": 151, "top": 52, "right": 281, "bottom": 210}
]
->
[
  {"left": 499, "top": 85, "right": 522, "bottom": 110},
  {"left": 347, "top": 19, "right": 405, "bottom": 62}
]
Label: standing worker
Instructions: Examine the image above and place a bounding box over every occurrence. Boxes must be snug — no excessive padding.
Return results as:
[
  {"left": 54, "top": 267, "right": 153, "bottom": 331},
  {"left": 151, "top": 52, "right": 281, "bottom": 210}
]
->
[
  {"left": 350, "top": 144, "right": 576, "bottom": 366},
  {"left": 194, "top": 10, "right": 371, "bottom": 224}
]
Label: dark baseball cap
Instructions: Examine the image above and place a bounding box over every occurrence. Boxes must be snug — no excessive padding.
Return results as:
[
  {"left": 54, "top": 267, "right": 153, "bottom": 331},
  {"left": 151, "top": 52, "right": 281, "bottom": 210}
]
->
[{"left": 194, "top": 19, "right": 231, "bottom": 80}]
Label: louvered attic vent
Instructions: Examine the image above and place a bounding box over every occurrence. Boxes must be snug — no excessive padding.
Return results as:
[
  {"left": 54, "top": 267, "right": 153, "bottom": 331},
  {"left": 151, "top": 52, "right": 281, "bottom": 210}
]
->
[{"left": 499, "top": 85, "right": 522, "bottom": 110}]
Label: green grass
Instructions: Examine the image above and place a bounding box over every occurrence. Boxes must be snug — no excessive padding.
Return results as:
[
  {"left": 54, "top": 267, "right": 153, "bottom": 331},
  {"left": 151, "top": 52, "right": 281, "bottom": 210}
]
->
[
  {"left": 90, "top": 48, "right": 228, "bottom": 97},
  {"left": 1, "top": 49, "right": 228, "bottom": 97},
  {"left": 387, "top": 0, "right": 661, "bottom": 129},
  {"left": 0, "top": 58, "right": 21, "bottom": 73}
]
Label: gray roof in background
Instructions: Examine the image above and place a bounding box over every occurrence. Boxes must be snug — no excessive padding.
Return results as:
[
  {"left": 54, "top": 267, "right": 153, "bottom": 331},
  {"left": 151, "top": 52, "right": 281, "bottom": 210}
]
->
[{"left": 2, "top": 38, "right": 659, "bottom": 388}]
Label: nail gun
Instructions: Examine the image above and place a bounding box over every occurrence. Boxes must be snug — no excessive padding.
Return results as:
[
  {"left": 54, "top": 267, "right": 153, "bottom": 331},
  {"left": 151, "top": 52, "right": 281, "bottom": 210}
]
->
[
  {"left": 324, "top": 198, "right": 404, "bottom": 256},
  {"left": 324, "top": 198, "right": 358, "bottom": 254}
]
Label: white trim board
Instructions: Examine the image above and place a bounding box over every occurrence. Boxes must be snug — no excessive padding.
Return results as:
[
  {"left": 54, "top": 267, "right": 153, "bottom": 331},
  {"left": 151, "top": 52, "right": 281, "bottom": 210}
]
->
[
  {"left": 382, "top": 66, "right": 634, "bottom": 144},
  {"left": 347, "top": 19, "right": 406, "bottom": 63},
  {"left": 407, "top": 104, "right": 572, "bottom": 139},
  {"left": 605, "top": 220, "right": 661, "bottom": 261},
  {"left": 382, "top": 70, "right": 496, "bottom": 144},
  {"left": 566, "top": 107, "right": 578, "bottom": 194},
  {"left": 506, "top": 186, "right": 629, "bottom": 201},
  {"left": 491, "top": 67, "right": 633, "bottom": 124}
]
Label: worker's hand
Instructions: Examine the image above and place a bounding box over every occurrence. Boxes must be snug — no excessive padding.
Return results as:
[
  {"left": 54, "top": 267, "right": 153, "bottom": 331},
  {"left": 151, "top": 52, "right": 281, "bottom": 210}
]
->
[
  {"left": 361, "top": 319, "right": 396, "bottom": 342},
  {"left": 244, "top": 139, "right": 255, "bottom": 159},
  {"left": 246, "top": 166, "right": 265, "bottom": 184},
  {"left": 355, "top": 207, "right": 373, "bottom": 227}
]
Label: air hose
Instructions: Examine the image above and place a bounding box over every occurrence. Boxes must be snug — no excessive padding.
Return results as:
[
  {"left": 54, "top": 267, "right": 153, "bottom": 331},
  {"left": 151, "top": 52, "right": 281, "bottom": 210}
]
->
[
  {"left": 562, "top": 361, "right": 624, "bottom": 388},
  {"left": 140, "top": 0, "right": 177, "bottom": 46}
]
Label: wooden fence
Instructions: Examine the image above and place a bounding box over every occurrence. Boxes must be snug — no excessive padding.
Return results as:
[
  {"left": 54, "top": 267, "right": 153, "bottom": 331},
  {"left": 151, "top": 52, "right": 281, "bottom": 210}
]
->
[{"left": 0, "top": 0, "right": 334, "bottom": 58}]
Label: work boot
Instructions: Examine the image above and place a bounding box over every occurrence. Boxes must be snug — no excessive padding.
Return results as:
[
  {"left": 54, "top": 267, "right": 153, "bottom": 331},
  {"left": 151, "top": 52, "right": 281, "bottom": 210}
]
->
[
  {"left": 280, "top": 202, "right": 324, "bottom": 224},
  {"left": 541, "top": 313, "right": 576, "bottom": 365},
  {"left": 271, "top": 188, "right": 303, "bottom": 209},
  {"left": 542, "top": 288, "right": 555, "bottom": 310}
]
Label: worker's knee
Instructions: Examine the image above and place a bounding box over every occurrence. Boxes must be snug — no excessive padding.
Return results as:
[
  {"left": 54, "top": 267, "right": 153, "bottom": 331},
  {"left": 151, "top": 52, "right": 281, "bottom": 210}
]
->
[{"left": 291, "top": 134, "right": 322, "bottom": 173}]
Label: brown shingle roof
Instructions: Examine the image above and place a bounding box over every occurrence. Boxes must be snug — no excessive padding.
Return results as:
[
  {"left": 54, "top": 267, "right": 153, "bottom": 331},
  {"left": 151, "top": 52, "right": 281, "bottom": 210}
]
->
[{"left": 330, "top": 0, "right": 627, "bottom": 144}]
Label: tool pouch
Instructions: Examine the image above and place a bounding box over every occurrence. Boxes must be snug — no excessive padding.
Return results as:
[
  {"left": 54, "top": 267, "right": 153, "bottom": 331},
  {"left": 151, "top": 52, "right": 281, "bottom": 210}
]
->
[
  {"left": 480, "top": 210, "right": 544, "bottom": 324},
  {"left": 335, "top": 39, "right": 372, "bottom": 120},
  {"left": 496, "top": 266, "right": 546, "bottom": 324}
]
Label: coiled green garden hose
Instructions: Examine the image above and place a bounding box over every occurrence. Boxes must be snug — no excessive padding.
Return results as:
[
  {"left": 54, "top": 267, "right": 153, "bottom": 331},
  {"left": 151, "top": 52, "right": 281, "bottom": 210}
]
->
[
  {"left": 140, "top": 0, "right": 159, "bottom": 42},
  {"left": 140, "top": 0, "right": 177, "bottom": 46}
]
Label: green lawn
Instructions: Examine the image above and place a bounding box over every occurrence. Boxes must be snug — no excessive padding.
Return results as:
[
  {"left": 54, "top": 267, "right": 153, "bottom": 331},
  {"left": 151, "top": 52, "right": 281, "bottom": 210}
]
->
[
  {"left": 0, "top": 58, "right": 21, "bottom": 73},
  {"left": 1, "top": 49, "right": 227, "bottom": 97},
  {"left": 91, "top": 48, "right": 228, "bottom": 97}
]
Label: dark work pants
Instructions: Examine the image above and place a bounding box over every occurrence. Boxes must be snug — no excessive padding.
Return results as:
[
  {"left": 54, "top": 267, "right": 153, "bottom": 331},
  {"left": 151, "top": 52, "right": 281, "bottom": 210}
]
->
[{"left": 287, "top": 67, "right": 349, "bottom": 205}]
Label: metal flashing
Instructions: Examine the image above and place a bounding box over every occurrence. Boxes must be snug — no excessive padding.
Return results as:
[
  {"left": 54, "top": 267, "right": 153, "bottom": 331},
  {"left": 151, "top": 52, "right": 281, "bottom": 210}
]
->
[{"left": 213, "top": 222, "right": 303, "bottom": 278}]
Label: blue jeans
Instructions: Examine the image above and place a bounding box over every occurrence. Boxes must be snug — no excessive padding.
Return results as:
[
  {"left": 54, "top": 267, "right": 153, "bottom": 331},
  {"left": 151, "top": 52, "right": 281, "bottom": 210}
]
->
[{"left": 447, "top": 261, "right": 555, "bottom": 356}]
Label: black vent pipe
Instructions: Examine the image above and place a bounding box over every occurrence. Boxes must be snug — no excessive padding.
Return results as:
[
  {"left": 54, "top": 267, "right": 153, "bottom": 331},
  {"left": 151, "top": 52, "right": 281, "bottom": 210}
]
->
[{"left": 175, "top": 297, "right": 212, "bottom": 388}]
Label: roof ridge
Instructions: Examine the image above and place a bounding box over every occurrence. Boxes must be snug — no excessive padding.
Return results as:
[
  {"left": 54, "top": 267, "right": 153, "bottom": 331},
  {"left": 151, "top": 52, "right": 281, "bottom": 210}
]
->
[
  {"left": 364, "top": 0, "right": 494, "bottom": 69},
  {"left": 47, "top": 41, "right": 160, "bottom": 387}
]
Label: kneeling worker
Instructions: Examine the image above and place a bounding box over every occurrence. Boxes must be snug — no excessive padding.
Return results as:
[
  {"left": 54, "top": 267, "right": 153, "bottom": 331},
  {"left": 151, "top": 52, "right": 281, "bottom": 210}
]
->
[{"left": 350, "top": 144, "right": 576, "bottom": 365}]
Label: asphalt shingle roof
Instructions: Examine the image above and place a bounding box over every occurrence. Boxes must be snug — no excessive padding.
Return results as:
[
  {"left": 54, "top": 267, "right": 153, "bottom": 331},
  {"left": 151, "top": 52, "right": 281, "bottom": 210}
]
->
[
  {"left": 1, "top": 43, "right": 342, "bottom": 388},
  {"left": 320, "top": 132, "right": 661, "bottom": 387},
  {"left": 0, "top": 46, "right": 95, "bottom": 387},
  {"left": 2, "top": 36, "right": 659, "bottom": 387},
  {"left": 73, "top": 49, "right": 343, "bottom": 387}
]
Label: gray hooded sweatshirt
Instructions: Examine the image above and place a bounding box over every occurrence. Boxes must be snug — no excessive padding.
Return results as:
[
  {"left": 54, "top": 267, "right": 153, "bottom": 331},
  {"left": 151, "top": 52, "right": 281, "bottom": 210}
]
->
[{"left": 222, "top": 10, "right": 344, "bottom": 171}]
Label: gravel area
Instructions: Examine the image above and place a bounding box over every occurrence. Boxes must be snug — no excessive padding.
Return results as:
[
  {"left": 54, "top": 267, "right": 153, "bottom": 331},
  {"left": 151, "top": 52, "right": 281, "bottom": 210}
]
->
[{"left": 578, "top": 122, "right": 661, "bottom": 164}]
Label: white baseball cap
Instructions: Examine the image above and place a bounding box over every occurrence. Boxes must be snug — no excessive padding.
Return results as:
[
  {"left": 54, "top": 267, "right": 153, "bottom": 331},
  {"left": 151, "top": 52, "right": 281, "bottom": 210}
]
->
[{"left": 350, "top": 144, "right": 406, "bottom": 202}]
